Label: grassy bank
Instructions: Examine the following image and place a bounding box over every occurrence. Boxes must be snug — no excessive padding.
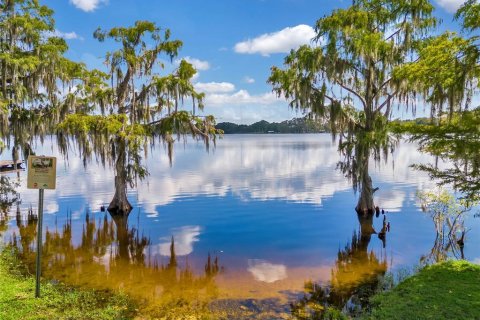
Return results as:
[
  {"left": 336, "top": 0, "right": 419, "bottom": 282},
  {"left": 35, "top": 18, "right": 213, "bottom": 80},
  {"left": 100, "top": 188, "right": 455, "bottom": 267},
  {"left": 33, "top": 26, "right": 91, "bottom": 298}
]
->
[
  {"left": 0, "top": 248, "right": 137, "bottom": 320},
  {"left": 363, "top": 260, "right": 480, "bottom": 320},
  {"left": 0, "top": 247, "right": 221, "bottom": 319}
]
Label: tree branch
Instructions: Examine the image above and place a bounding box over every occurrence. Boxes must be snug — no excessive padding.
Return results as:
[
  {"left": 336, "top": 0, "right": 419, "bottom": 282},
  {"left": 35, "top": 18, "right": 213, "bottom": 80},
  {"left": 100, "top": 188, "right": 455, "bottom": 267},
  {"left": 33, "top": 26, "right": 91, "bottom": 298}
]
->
[
  {"left": 334, "top": 79, "right": 367, "bottom": 109},
  {"left": 134, "top": 83, "right": 151, "bottom": 105},
  {"left": 116, "top": 67, "right": 132, "bottom": 112},
  {"left": 377, "top": 77, "right": 393, "bottom": 93},
  {"left": 375, "top": 89, "right": 398, "bottom": 114}
]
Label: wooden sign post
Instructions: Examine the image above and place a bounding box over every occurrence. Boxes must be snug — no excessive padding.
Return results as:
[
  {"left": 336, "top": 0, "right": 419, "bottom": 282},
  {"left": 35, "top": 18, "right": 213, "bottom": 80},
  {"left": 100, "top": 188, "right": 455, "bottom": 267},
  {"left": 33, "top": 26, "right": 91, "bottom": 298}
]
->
[{"left": 27, "top": 156, "right": 57, "bottom": 298}]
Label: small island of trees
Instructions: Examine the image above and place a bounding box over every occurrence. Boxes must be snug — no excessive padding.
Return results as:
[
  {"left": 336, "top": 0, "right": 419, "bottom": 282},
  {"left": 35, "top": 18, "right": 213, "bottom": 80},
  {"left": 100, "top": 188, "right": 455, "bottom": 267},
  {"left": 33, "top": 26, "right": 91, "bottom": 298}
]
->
[{"left": 216, "top": 117, "right": 327, "bottom": 134}]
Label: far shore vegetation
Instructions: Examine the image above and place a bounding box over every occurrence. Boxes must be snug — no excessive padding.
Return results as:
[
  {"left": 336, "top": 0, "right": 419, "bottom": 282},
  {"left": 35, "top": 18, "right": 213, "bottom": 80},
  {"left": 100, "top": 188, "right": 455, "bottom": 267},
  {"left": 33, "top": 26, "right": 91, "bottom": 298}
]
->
[
  {"left": 216, "top": 117, "right": 327, "bottom": 134},
  {"left": 216, "top": 115, "right": 442, "bottom": 134}
]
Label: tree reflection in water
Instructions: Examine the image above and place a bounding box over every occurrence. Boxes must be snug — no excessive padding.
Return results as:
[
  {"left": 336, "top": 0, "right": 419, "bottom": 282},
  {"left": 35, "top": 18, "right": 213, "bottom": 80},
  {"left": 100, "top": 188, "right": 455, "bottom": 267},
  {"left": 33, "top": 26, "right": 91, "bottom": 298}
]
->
[
  {"left": 290, "top": 114, "right": 480, "bottom": 319},
  {"left": 0, "top": 213, "right": 6, "bottom": 235},
  {"left": 9, "top": 210, "right": 221, "bottom": 316},
  {"left": 0, "top": 175, "right": 20, "bottom": 235},
  {"left": 400, "top": 112, "right": 480, "bottom": 263},
  {"left": 406, "top": 112, "right": 480, "bottom": 204},
  {"left": 291, "top": 214, "right": 388, "bottom": 319},
  {"left": 289, "top": 128, "right": 398, "bottom": 319},
  {"left": 0, "top": 176, "right": 19, "bottom": 211},
  {"left": 418, "top": 190, "right": 470, "bottom": 265}
]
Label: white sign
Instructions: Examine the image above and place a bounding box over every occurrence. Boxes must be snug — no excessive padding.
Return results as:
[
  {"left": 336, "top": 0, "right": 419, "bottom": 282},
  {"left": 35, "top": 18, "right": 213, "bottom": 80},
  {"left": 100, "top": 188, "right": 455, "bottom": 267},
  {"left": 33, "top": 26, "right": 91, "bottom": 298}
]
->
[{"left": 27, "top": 156, "right": 57, "bottom": 189}]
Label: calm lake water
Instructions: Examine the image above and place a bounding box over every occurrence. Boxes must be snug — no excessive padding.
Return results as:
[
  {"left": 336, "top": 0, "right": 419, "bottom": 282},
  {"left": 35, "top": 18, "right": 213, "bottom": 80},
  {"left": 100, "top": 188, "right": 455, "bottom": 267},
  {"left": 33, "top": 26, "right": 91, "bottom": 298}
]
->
[{"left": 1, "top": 134, "right": 479, "bottom": 317}]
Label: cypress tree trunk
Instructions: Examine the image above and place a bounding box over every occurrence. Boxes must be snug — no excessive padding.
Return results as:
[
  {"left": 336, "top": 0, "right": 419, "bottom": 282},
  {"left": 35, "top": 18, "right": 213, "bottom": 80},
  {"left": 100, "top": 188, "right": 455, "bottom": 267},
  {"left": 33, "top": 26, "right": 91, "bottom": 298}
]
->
[
  {"left": 108, "top": 139, "right": 132, "bottom": 215},
  {"left": 355, "top": 172, "right": 375, "bottom": 215},
  {"left": 354, "top": 135, "right": 376, "bottom": 215},
  {"left": 12, "top": 144, "right": 18, "bottom": 170}
]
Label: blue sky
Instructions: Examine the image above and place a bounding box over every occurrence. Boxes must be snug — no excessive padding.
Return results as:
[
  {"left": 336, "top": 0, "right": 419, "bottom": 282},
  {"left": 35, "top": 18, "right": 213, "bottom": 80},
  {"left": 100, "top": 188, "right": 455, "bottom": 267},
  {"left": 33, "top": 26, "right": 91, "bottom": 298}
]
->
[{"left": 44, "top": 0, "right": 466, "bottom": 124}]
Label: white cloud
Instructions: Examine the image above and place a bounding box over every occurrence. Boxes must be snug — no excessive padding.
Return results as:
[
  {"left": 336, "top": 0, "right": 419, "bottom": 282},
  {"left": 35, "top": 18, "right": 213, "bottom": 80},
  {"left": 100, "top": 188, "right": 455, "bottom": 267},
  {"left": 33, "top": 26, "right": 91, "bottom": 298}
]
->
[
  {"left": 203, "top": 103, "right": 296, "bottom": 124},
  {"left": 206, "top": 89, "right": 283, "bottom": 106},
  {"left": 194, "top": 82, "right": 236, "bottom": 93},
  {"left": 70, "top": 0, "right": 107, "bottom": 12},
  {"left": 177, "top": 56, "right": 211, "bottom": 71},
  {"left": 244, "top": 76, "right": 255, "bottom": 84},
  {"left": 58, "top": 31, "right": 81, "bottom": 40},
  {"left": 49, "top": 30, "right": 83, "bottom": 40},
  {"left": 200, "top": 89, "right": 290, "bottom": 124},
  {"left": 234, "top": 24, "right": 315, "bottom": 56},
  {"left": 434, "top": 0, "right": 465, "bottom": 13},
  {"left": 248, "top": 260, "right": 287, "bottom": 283}
]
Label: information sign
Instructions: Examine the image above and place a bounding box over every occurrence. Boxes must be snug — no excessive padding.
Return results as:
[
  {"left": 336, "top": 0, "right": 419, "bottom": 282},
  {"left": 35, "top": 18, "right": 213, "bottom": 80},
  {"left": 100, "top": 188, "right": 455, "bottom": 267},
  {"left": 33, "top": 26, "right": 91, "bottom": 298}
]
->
[
  {"left": 27, "top": 156, "right": 57, "bottom": 189},
  {"left": 26, "top": 155, "right": 57, "bottom": 297}
]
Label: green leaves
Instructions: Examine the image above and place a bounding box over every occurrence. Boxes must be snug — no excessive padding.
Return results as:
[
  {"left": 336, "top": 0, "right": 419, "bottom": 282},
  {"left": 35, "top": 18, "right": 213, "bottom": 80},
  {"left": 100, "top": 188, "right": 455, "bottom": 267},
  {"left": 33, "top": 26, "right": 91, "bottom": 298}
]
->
[
  {"left": 93, "top": 20, "right": 185, "bottom": 123},
  {"left": 456, "top": 0, "right": 480, "bottom": 32},
  {"left": 0, "top": 0, "right": 89, "bottom": 150},
  {"left": 270, "top": 0, "right": 437, "bottom": 132},
  {"left": 58, "top": 114, "right": 127, "bottom": 135},
  {"left": 394, "top": 32, "right": 477, "bottom": 118},
  {"left": 0, "top": 4, "right": 221, "bottom": 211},
  {"left": 177, "top": 59, "right": 197, "bottom": 81},
  {"left": 397, "top": 108, "right": 480, "bottom": 203},
  {"left": 94, "top": 20, "right": 158, "bottom": 44},
  {"left": 393, "top": 0, "right": 480, "bottom": 120},
  {"left": 95, "top": 20, "right": 182, "bottom": 78}
]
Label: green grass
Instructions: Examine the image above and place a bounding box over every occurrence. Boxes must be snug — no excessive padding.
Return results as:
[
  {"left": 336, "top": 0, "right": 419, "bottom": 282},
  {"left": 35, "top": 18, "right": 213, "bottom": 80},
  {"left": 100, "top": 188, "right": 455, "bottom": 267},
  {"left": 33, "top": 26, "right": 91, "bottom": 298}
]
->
[
  {"left": 363, "top": 260, "right": 480, "bottom": 320},
  {"left": 0, "top": 248, "right": 138, "bottom": 320}
]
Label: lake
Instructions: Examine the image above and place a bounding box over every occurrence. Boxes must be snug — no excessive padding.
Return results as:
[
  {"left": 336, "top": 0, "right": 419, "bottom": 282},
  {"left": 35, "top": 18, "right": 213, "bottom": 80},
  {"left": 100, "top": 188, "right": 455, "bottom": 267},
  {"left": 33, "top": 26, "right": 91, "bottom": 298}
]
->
[{"left": 1, "top": 134, "right": 479, "bottom": 318}]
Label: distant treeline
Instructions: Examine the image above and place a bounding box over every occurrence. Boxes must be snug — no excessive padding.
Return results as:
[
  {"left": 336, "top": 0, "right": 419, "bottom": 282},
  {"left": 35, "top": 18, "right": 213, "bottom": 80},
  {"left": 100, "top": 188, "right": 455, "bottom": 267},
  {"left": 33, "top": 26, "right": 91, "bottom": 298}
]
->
[
  {"left": 216, "top": 118, "right": 327, "bottom": 134},
  {"left": 217, "top": 116, "right": 438, "bottom": 134}
]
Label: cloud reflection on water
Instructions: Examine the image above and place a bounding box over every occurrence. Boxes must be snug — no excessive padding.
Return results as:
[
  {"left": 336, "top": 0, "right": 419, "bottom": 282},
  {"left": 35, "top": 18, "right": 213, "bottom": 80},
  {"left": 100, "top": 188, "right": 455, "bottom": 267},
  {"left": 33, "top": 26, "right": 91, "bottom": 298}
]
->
[
  {"left": 247, "top": 259, "right": 288, "bottom": 283},
  {"left": 2, "top": 134, "right": 472, "bottom": 316},
  {"left": 155, "top": 225, "right": 202, "bottom": 257},
  {"left": 4, "top": 134, "right": 440, "bottom": 217}
]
